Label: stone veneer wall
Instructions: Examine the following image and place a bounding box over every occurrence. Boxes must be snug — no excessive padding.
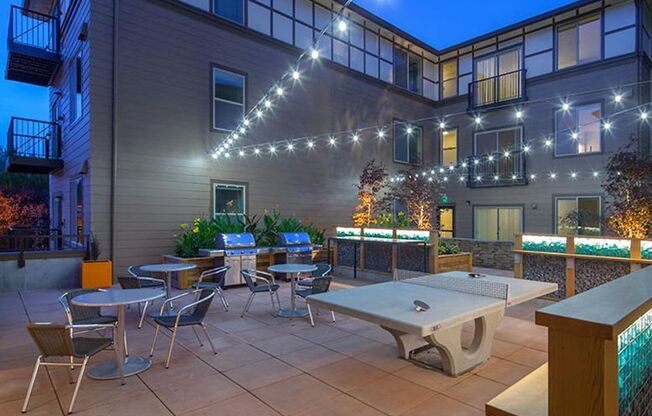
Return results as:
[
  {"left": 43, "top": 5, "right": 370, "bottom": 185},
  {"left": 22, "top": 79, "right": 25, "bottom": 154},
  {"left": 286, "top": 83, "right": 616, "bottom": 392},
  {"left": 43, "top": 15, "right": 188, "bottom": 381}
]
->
[{"left": 442, "top": 238, "right": 514, "bottom": 271}]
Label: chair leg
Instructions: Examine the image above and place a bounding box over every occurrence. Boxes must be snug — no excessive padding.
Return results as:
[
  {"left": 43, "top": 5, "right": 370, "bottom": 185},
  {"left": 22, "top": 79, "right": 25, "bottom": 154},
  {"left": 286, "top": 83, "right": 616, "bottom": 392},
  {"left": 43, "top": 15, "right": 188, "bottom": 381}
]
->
[
  {"left": 68, "top": 357, "right": 88, "bottom": 414},
  {"left": 331, "top": 311, "right": 336, "bottom": 323},
  {"left": 22, "top": 356, "right": 41, "bottom": 413},
  {"left": 165, "top": 327, "right": 177, "bottom": 369},
  {"left": 241, "top": 293, "right": 254, "bottom": 318},
  {"left": 149, "top": 325, "right": 160, "bottom": 357},
  {"left": 191, "top": 326, "right": 204, "bottom": 347},
  {"left": 307, "top": 303, "right": 315, "bottom": 327},
  {"left": 138, "top": 301, "right": 149, "bottom": 329},
  {"left": 218, "top": 290, "right": 229, "bottom": 311},
  {"left": 201, "top": 323, "right": 217, "bottom": 355},
  {"left": 269, "top": 290, "right": 277, "bottom": 316},
  {"left": 275, "top": 291, "right": 281, "bottom": 312}
]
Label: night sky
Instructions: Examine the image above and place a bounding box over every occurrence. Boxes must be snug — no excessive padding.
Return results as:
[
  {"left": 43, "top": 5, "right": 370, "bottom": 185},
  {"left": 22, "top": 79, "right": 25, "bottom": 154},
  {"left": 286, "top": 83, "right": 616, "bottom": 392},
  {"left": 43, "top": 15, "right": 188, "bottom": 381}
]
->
[{"left": 0, "top": 0, "right": 577, "bottom": 148}]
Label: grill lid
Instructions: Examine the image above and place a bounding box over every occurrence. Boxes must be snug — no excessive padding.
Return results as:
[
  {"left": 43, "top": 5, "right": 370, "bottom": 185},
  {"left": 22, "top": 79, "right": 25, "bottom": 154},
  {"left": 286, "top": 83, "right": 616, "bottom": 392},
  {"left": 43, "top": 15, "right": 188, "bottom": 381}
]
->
[
  {"left": 276, "top": 232, "right": 311, "bottom": 246},
  {"left": 215, "top": 233, "right": 256, "bottom": 250}
]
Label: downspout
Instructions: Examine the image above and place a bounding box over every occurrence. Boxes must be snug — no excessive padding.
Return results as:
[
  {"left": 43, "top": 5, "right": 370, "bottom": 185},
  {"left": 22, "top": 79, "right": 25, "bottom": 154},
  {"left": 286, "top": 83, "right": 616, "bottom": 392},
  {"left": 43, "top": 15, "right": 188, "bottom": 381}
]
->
[{"left": 110, "top": 0, "right": 119, "bottom": 269}]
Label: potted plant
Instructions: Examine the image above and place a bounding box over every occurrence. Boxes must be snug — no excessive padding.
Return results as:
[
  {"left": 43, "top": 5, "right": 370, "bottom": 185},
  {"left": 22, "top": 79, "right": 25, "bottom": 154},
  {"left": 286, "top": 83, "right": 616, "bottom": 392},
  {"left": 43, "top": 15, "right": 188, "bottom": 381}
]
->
[{"left": 81, "top": 234, "right": 113, "bottom": 288}]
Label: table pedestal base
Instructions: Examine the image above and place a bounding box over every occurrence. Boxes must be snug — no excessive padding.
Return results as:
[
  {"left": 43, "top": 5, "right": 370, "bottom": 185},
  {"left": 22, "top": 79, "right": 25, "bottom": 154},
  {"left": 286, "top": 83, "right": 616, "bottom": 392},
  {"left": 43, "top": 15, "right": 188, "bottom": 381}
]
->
[
  {"left": 87, "top": 356, "right": 152, "bottom": 380},
  {"left": 277, "top": 307, "right": 309, "bottom": 318}
]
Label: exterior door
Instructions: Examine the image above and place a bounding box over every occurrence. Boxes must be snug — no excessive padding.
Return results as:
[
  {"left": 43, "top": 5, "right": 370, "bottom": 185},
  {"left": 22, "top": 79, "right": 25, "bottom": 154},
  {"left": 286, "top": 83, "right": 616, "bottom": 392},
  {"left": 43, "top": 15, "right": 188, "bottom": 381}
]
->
[
  {"left": 437, "top": 207, "right": 454, "bottom": 238},
  {"left": 474, "top": 206, "right": 522, "bottom": 241},
  {"left": 498, "top": 49, "right": 520, "bottom": 101},
  {"left": 475, "top": 56, "right": 496, "bottom": 105}
]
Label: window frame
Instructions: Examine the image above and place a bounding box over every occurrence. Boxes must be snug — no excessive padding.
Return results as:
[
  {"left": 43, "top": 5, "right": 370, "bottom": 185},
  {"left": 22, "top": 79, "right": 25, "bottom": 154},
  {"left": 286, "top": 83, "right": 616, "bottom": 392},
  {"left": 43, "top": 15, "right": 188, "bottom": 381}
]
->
[
  {"left": 472, "top": 205, "right": 524, "bottom": 241},
  {"left": 211, "top": 64, "right": 247, "bottom": 132},
  {"left": 392, "top": 46, "right": 423, "bottom": 94},
  {"left": 440, "top": 59, "right": 458, "bottom": 99},
  {"left": 212, "top": 0, "right": 245, "bottom": 24},
  {"left": 554, "top": 195, "right": 602, "bottom": 235},
  {"left": 440, "top": 127, "right": 458, "bottom": 166},
  {"left": 70, "top": 50, "right": 83, "bottom": 125},
  {"left": 554, "top": 101, "right": 603, "bottom": 157},
  {"left": 393, "top": 120, "right": 423, "bottom": 166},
  {"left": 437, "top": 205, "right": 455, "bottom": 238},
  {"left": 211, "top": 180, "right": 248, "bottom": 217},
  {"left": 555, "top": 13, "right": 602, "bottom": 70},
  {"left": 473, "top": 125, "right": 523, "bottom": 155}
]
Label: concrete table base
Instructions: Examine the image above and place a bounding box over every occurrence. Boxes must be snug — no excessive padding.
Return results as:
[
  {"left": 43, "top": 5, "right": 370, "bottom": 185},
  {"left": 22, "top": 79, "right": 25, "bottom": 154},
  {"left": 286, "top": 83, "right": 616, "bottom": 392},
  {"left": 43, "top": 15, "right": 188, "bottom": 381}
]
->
[
  {"left": 382, "top": 309, "right": 504, "bottom": 376},
  {"left": 88, "top": 356, "right": 152, "bottom": 380}
]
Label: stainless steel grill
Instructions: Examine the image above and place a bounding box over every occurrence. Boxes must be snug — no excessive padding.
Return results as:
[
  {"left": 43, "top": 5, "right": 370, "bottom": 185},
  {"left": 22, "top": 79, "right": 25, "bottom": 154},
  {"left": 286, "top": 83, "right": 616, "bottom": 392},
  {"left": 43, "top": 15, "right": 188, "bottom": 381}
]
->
[
  {"left": 276, "top": 232, "right": 313, "bottom": 265},
  {"left": 215, "top": 233, "right": 257, "bottom": 287}
]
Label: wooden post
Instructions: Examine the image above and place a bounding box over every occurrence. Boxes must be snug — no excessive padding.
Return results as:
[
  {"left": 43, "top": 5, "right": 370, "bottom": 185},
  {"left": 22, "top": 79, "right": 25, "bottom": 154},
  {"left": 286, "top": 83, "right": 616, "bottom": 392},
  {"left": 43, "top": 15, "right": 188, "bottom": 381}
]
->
[
  {"left": 331, "top": 226, "right": 338, "bottom": 267},
  {"left": 429, "top": 231, "right": 438, "bottom": 273},
  {"left": 391, "top": 228, "right": 398, "bottom": 273},
  {"left": 631, "top": 239, "right": 641, "bottom": 273},
  {"left": 514, "top": 234, "right": 523, "bottom": 278},
  {"left": 566, "top": 236, "right": 576, "bottom": 298}
]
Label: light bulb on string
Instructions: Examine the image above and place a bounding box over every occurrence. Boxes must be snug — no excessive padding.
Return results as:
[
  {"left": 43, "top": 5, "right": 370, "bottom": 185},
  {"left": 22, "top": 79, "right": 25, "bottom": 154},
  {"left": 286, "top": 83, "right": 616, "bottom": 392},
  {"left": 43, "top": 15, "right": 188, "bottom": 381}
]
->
[
  {"left": 544, "top": 138, "right": 553, "bottom": 147},
  {"left": 307, "top": 140, "right": 314, "bottom": 148},
  {"left": 256, "top": 110, "right": 263, "bottom": 118},
  {"left": 292, "top": 70, "right": 300, "bottom": 80},
  {"left": 562, "top": 102, "right": 570, "bottom": 111},
  {"left": 328, "top": 137, "right": 337, "bottom": 146},
  {"left": 515, "top": 110, "right": 523, "bottom": 119},
  {"left": 439, "top": 121, "right": 446, "bottom": 129},
  {"left": 269, "top": 145, "right": 277, "bottom": 154},
  {"left": 530, "top": 173, "right": 536, "bottom": 180},
  {"left": 352, "top": 133, "right": 360, "bottom": 142},
  {"left": 276, "top": 87, "right": 284, "bottom": 96},
  {"left": 238, "top": 150, "right": 245, "bottom": 157},
  {"left": 571, "top": 132, "right": 579, "bottom": 140},
  {"left": 377, "top": 130, "right": 385, "bottom": 139},
  {"left": 603, "top": 121, "right": 612, "bottom": 131},
  {"left": 640, "top": 111, "right": 648, "bottom": 120},
  {"left": 243, "top": 119, "right": 250, "bottom": 126},
  {"left": 338, "top": 20, "right": 348, "bottom": 32},
  {"left": 570, "top": 172, "right": 577, "bottom": 179},
  {"left": 614, "top": 94, "right": 623, "bottom": 103},
  {"left": 211, "top": 153, "right": 218, "bottom": 159},
  {"left": 264, "top": 99, "right": 272, "bottom": 108},
  {"left": 474, "top": 116, "right": 482, "bottom": 125},
  {"left": 310, "top": 48, "right": 319, "bottom": 60},
  {"left": 254, "top": 148, "right": 261, "bottom": 155}
]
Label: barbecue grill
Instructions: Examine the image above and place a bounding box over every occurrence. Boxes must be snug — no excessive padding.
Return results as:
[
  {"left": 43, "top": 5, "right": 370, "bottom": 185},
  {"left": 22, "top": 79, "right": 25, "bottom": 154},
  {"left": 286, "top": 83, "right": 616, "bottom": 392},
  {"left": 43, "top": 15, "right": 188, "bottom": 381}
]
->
[
  {"left": 215, "top": 233, "right": 257, "bottom": 287},
  {"left": 276, "top": 232, "right": 313, "bottom": 265}
]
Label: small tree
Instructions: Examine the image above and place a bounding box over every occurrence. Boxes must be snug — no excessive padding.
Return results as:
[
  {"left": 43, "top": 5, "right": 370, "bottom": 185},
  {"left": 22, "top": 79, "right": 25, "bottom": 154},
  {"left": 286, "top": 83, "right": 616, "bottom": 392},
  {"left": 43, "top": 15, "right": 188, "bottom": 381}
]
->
[
  {"left": 352, "top": 160, "right": 387, "bottom": 227},
  {"left": 387, "top": 168, "right": 444, "bottom": 230},
  {"left": 602, "top": 137, "right": 652, "bottom": 238}
]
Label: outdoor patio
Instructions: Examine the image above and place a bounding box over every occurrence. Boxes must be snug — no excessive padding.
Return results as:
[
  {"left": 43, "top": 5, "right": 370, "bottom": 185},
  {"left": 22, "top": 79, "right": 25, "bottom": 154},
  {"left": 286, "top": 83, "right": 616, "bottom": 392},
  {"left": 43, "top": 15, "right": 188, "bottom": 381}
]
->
[{"left": 0, "top": 268, "right": 551, "bottom": 416}]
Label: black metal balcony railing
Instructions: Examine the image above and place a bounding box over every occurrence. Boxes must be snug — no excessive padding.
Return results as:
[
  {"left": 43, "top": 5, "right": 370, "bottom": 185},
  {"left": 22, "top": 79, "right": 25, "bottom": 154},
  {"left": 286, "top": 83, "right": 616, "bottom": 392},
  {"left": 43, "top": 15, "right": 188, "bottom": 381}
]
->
[
  {"left": 0, "top": 228, "right": 89, "bottom": 254},
  {"left": 5, "top": 117, "right": 63, "bottom": 174},
  {"left": 466, "top": 149, "right": 527, "bottom": 188},
  {"left": 468, "top": 69, "right": 526, "bottom": 109},
  {"left": 8, "top": 5, "right": 59, "bottom": 52}
]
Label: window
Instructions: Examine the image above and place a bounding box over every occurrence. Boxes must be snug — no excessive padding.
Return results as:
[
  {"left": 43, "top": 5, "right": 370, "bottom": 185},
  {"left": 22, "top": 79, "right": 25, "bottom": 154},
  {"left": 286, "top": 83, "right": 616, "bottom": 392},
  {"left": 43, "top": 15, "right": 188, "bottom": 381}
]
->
[
  {"left": 393, "top": 48, "right": 422, "bottom": 93},
  {"left": 69, "top": 177, "right": 84, "bottom": 242},
  {"left": 474, "top": 206, "right": 522, "bottom": 241},
  {"left": 393, "top": 122, "right": 422, "bottom": 165},
  {"left": 555, "top": 196, "right": 601, "bottom": 235},
  {"left": 213, "top": 67, "right": 245, "bottom": 131},
  {"left": 438, "top": 207, "right": 454, "bottom": 238},
  {"left": 213, "top": 183, "right": 246, "bottom": 216},
  {"left": 557, "top": 14, "right": 601, "bottom": 70},
  {"left": 474, "top": 126, "right": 523, "bottom": 179},
  {"left": 555, "top": 103, "right": 601, "bottom": 156},
  {"left": 441, "top": 60, "right": 457, "bottom": 99},
  {"left": 70, "top": 52, "right": 83, "bottom": 123},
  {"left": 441, "top": 128, "right": 458, "bottom": 166},
  {"left": 474, "top": 48, "right": 522, "bottom": 106},
  {"left": 214, "top": 0, "right": 243, "bottom": 24}
]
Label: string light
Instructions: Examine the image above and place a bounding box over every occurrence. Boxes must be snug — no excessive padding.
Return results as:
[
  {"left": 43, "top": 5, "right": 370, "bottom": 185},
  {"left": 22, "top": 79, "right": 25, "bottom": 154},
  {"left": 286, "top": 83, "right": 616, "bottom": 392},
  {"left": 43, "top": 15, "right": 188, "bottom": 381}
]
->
[
  {"left": 338, "top": 20, "right": 348, "bottom": 32},
  {"left": 264, "top": 99, "right": 272, "bottom": 108},
  {"left": 474, "top": 115, "right": 482, "bottom": 124},
  {"left": 529, "top": 173, "right": 536, "bottom": 180},
  {"left": 571, "top": 132, "right": 579, "bottom": 139},
  {"left": 439, "top": 121, "right": 446, "bottom": 129},
  {"left": 523, "top": 145, "right": 531, "bottom": 153},
  {"left": 329, "top": 137, "right": 336, "bottom": 146},
  {"left": 641, "top": 111, "right": 648, "bottom": 120},
  {"left": 238, "top": 150, "right": 245, "bottom": 157},
  {"left": 570, "top": 172, "right": 577, "bottom": 179},
  {"left": 269, "top": 145, "right": 277, "bottom": 153},
  {"left": 503, "top": 150, "right": 510, "bottom": 158},
  {"left": 254, "top": 148, "right": 261, "bottom": 155},
  {"left": 292, "top": 70, "right": 300, "bottom": 80},
  {"left": 515, "top": 110, "right": 523, "bottom": 119},
  {"left": 593, "top": 171, "right": 599, "bottom": 177},
  {"left": 243, "top": 119, "right": 250, "bottom": 126},
  {"left": 311, "top": 48, "right": 320, "bottom": 60},
  {"left": 544, "top": 139, "right": 553, "bottom": 147},
  {"left": 276, "top": 87, "right": 284, "bottom": 96},
  {"left": 352, "top": 133, "right": 360, "bottom": 142},
  {"left": 550, "top": 172, "right": 557, "bottom": 179},
  {"left": 603, "top": 121, "right": 612, "bottom": 131},
  {"left": 377, "top": 130, "right": 385, "bottom": 139},
  {"left": 614, "top": 93, "right": 623, "bottom": 103},
  {"left": 287, "top": 143, "right": 295, "bottom": 151},
  {"left": 562, "top": 102, "right": 571, "bottom": 111},
  {"left": 307, "top": 140, "right": 314, "bottom": 148},
  {"left": 211, "top": 153, "right": 218, "bottom": 159},
  {"left": 406, "top": 126, "right": 413, "bottom": 134},
  {"left": 256, "top": 110, "right": 263, "bottom": 118}
]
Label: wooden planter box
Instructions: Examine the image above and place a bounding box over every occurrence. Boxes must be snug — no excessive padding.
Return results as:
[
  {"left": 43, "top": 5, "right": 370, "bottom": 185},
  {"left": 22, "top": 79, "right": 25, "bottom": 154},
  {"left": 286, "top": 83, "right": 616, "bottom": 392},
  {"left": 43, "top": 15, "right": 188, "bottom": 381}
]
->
[
  {"left": 81, "top": 259, "right": 113, "bottom": 288},
  {"left": 435, "top": 252, "right": 472, "bottom": 273},
  {"left": 162, "top": 255, "right": 218, "bottom": 289}
]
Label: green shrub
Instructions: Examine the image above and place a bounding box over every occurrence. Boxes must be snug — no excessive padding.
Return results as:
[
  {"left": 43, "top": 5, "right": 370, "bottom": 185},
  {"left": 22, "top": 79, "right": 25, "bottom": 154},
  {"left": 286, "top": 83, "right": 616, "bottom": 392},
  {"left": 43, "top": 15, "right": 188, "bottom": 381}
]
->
[{"left": 438, "top": 240, "right": 460, "bottom": 255}]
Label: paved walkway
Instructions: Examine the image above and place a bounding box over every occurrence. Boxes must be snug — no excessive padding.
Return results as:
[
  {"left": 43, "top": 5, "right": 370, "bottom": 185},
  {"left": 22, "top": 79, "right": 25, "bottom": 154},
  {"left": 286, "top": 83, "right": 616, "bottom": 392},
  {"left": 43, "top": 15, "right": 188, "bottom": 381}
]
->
[{"left": 0, "top": 270, "right": 552, "bottom": 415}]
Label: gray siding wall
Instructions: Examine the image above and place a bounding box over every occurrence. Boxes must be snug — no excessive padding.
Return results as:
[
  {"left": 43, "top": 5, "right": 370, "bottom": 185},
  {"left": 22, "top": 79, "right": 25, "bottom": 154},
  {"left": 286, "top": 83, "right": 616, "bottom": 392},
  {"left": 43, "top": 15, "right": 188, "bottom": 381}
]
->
[
  {"left": 109, "top": 0, "right": 438, "bottom": 273},
  {"left": 49, "top": 0, "right": 92, "bottom": 241}
]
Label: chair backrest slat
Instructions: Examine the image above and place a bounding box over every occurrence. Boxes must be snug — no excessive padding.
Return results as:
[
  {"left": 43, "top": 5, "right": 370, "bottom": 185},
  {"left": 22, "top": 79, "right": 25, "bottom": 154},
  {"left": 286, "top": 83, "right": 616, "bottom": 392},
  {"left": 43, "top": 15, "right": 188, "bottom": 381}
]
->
[
  {"left": 118, "top": 276, "right": 142, "bottom": 290},
  {"left": 311, "top": 277, "right": 332, "bottom": 295},
  {"left": 199, "top": 265, "right": 230, "bottom": 284},
  {"left": 26, "top": 324, "right": 75, "bottom": 357},
  {"left": 190, "top": 289, "right": 214, "bottom": 320},
  {"left": 62, "top": 288, "right": 103, "bottom": 323},
  {"left": 241, "top": 270, "right": 258, "bottom": 291},
  {"left": 313, "top": 263, "right": 332, "bottom": 278}
]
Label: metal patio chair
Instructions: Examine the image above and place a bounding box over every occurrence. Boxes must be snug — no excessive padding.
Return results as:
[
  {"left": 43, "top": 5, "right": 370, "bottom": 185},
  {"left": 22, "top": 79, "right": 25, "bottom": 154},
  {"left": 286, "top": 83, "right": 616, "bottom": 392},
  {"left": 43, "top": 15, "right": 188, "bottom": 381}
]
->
[
  {"left": 22, "top": 323, "right": 113, "bottom": 414},
  {"left": 127, "top": 265, "right": 167, "bottom": 289},
  {"left": 297, "top": 263, "right": 332, "bottom": 287},
  {"left": 295, "top": 276, "right": 336, "bottom": 327},
  {"left": 192, "top": 265, "right": 230, "bottom": 311},
  {"left": 58, "top": 288, "right": 127, "bottom": 354},
  {"left": 117, "top": 276, "right": 166, "bottom": 328},
  {"left": 240, "top": 269, "right": 281, "bottom": 318},
  {"left": 149, "top": 289, "right": 217, "bottom": 368}
]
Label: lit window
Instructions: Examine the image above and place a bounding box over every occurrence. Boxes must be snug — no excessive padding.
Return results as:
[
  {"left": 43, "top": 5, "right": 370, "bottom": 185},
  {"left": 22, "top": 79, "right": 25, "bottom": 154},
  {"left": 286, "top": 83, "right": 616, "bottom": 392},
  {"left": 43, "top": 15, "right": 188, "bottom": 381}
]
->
[
  {"left": 474, "top": 206, "right": 522, "bottom": 241},
  {"left": 557, "top": 14, "right": 601, "bottom": 70},
  {"left": 70, "top": 51, "right": 83, "bottom": 123},
  {"left": 441, "top": 60, "right": 457, "bottom": 99},
  {"left": 441, "top": 129, "right": 458, "bottom": 166},
  {"left": 213, "top": 67, "right": 245, "bottom": 131},
  {"left": 555, "top": 103, "right": 601, "bottom": 156}
]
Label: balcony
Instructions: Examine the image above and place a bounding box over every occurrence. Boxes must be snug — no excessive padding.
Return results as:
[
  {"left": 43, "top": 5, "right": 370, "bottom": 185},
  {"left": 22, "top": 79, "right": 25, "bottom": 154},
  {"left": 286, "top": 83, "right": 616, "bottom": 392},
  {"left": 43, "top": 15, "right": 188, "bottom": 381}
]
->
[
  {"left": 5, "top": 117, "right": 62, "bottom": 174},
  {"left": 466, "top": 149, "right": 527, "bottom": 188},
  {"left": 468, "top": 69, "right": 526, "bottom": 110},
  {"left": 5, "top": 5, "right": 60, "bottom": 86}
]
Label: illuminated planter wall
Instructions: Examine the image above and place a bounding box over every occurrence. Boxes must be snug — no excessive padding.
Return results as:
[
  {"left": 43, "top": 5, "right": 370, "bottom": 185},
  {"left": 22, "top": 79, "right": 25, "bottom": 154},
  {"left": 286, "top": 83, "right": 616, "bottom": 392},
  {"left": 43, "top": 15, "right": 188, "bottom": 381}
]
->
[
  {"left": 515, "top": 234, "right": 652, "bottom": 298},
  {"left": 618, "top": 307, "right": 652, "bottom": 416}
]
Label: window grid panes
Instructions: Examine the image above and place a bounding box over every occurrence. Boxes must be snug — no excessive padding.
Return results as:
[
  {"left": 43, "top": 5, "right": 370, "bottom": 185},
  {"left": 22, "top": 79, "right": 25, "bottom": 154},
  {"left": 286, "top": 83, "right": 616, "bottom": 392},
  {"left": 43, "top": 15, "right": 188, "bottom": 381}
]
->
[
  {"left": 441, "top": 129, "right": 458, "bottom": 166},
  {"left": 441, "top": 60, "right": 457, "bottom": 99},
  {"left": 474, "top": 207, "right": 522, "bottom": 241},
  {"left": 557, "top": 14, "right": 601, "bottom": 70},
  {"left": 214, "top": 0, "right": 244, "bottom": 23},
  {"left": 393, "top": 122, "right": 422, "bottom": 165},
  {"left": 214, "top": 183, "right": 246, "bottom": 216},
  {"left": 555, "top": 196, "right": 601, "bottom": 235},
  {"left": 555, "top": 103, "right": 601, "bottom": 156},
  {"left": 213, "top": 67, "right": 245, "bottom": 131}
]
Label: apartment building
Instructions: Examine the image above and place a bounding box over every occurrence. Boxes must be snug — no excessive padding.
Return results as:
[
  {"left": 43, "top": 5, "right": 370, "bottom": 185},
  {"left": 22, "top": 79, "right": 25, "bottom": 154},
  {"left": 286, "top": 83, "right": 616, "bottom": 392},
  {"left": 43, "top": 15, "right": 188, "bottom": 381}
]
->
[{"left": 4, "top": 0, "right": 651, "bottom": 272}]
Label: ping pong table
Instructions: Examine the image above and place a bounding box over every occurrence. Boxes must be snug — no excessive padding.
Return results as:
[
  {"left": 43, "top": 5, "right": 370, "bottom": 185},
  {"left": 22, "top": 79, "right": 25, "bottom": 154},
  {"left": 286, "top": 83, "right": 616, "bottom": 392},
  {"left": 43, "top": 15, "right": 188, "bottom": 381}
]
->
[{"left": 307, "top": 271, "right": 557, "bottom": 376}]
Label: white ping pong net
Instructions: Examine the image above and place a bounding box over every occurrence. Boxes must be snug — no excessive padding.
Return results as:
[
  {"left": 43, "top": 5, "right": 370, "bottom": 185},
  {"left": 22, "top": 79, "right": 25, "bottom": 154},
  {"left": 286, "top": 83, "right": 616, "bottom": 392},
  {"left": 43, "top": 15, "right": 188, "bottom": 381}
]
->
[{"left": 403, "top": 275, "right": 511, "bottom": 304}]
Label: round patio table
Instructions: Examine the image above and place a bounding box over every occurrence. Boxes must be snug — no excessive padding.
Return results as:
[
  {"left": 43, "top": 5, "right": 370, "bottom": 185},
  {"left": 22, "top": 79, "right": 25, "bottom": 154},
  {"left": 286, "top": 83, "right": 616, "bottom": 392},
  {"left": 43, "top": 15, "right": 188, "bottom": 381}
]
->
[
  {"left": 72, "top": 288, "right": 165, "bottom": 384},
  {"left": 139, "top": 263, "right": 196, "bottom": 298},
  {"left": 268, "top": 263, "right": 317, "bottom": 319}
]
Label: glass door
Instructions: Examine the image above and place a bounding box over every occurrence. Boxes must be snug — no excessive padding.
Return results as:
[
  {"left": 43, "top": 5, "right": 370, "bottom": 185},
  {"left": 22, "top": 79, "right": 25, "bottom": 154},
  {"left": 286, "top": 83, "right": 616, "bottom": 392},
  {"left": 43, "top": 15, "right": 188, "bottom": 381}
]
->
[
  {"left": 475, "top": 56, "right": 496, "bottom": 106},
  {"left": 498, "top": 49, "right": 520, "bottom": 101},
  {"left": 474, "top": 206, "right": 522, "bottom": 241},
  {"left": 437, "top": 207, "right": 454, "bottom": 238}
]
